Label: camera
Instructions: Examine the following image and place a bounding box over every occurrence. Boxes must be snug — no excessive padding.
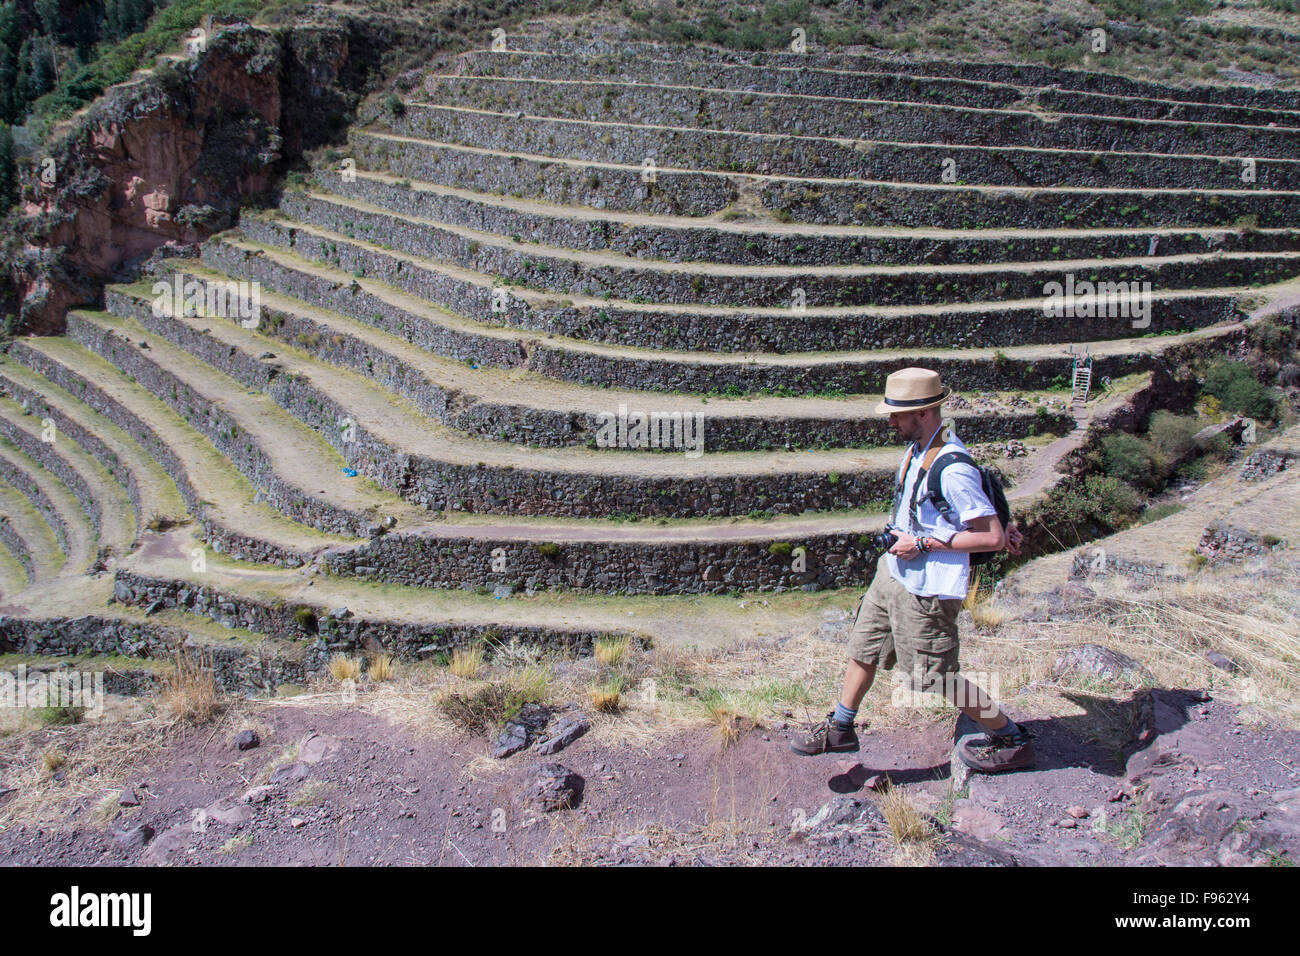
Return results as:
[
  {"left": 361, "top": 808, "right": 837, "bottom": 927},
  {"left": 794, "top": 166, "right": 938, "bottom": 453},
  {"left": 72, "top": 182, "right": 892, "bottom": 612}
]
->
[{"left": 868, "top": 527, "right": 897, "bottom": 552}]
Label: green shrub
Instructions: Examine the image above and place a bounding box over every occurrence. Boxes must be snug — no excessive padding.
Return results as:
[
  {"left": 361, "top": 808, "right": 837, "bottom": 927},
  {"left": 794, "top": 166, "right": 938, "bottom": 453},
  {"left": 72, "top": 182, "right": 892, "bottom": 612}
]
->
[
  {"left": 1201, "top": 361, "right": 1277, "bottom": 420},
  {"left": 534, "top": 542, "right": 560, "bottom": 558},
  {"left": 1147, "top": 410, "right": 1198, "bottom": 466},
  {"left": 768, "top": 541, "right": 793, "bottom": 557},
  {"left": 1082, "top": 475, "right": 1144, "bottom": 527},
  {"left": 293, "top": 606, "right": 318, "bottom": 633},
  {"left": 1101, "top": 432, "right": 1160, "bottom": 489}
]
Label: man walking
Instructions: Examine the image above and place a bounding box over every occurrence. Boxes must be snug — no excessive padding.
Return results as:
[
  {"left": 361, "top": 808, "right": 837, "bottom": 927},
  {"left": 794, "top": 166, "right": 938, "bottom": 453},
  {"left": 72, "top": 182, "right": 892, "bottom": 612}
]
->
[{"left": 791, "top": 367, "right": 1034, "bottom": 773}]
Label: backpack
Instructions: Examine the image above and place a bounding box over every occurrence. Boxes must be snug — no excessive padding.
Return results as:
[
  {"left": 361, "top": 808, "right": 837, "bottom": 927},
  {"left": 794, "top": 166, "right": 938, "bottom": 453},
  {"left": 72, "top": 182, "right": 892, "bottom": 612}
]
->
[{"left": 896, "top": 434, "right": 1013, "bottom": 567}]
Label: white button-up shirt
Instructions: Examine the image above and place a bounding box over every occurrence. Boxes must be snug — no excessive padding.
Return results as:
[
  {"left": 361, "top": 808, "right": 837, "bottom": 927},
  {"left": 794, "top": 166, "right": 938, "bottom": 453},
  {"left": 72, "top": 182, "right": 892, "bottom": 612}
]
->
[{"left": 886, "top": 427, "right": 996, "bottom": 600}]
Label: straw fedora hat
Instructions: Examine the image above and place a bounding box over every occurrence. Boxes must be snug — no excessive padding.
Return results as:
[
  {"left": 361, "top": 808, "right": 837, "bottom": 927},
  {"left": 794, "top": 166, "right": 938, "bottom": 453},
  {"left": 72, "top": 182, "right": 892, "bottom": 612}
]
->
[{"left": 874, "top": 367, "right": 951, "bottom": 416}]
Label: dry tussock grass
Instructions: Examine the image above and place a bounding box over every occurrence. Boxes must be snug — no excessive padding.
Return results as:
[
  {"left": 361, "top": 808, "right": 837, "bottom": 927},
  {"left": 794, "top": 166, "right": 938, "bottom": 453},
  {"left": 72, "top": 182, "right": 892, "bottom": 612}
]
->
[
  {"left": 327, "top": 654, "right": 362, "bottom": 682},
  {"left": 593, "top": 636, "right": 629, "bottom": 667},
  {"left": 367, "top": 652, "right": 395, "bottom": 682},
  {"left": 156, "top": 646, "right": 221, "bottom": 724},
  {"left": 449, "top": 645, "right": 483, "bottom": 680},
  {"left": 980, "top": 557, "right": 1300, "bottom": 727},
  {"left": 876, "top": 781, "right": 941, "bottom": 866}
]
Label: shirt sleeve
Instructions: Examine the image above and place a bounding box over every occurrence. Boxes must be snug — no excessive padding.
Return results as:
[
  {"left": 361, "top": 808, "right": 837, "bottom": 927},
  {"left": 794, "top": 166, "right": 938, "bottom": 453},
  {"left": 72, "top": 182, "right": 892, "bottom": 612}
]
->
[{"left": 938, "top": 461, "right": 996, "bottom": 528}]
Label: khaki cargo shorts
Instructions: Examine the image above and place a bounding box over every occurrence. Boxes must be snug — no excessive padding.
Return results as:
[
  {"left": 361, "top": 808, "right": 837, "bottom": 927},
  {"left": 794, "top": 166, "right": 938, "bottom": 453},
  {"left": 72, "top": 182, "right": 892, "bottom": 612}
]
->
[{"left": 848, "top": 561, "right": 963, "bottom": 694}]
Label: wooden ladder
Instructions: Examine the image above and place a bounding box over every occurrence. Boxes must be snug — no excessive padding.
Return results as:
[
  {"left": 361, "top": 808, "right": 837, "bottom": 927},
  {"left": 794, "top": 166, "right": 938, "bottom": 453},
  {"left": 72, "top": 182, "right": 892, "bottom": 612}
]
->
[{"left": 1071, "top": 359, "right": 1093, "bottom": 405}]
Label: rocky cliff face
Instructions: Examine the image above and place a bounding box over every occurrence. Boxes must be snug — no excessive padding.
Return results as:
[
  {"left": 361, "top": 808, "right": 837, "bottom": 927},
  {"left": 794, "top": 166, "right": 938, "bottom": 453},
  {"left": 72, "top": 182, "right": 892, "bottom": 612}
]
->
[{"left": 3, "top": 14, "right": 414, "bottom": 335}]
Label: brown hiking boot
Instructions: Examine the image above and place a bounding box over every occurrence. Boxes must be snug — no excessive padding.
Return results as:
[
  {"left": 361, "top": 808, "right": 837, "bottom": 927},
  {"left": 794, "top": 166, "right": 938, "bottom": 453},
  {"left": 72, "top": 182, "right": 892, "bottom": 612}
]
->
[
  {"left": 790, "top": 714, "right": 860, "bottom": 756},
  {"left": 956, "top": 723, "right": 1035, "bottom": 773}
]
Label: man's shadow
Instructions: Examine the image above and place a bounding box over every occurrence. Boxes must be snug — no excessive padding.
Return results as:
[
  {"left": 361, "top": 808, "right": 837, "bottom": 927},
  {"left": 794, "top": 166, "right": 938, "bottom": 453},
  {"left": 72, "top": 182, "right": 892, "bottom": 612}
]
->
[{"left": 826, "top": 688, "right": 1199, "bottom": 793}]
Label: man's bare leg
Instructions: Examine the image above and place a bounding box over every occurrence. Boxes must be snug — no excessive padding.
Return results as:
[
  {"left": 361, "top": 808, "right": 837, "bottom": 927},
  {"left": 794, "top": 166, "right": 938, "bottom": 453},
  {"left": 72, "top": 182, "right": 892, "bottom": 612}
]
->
[
  {"left": 839, "top": 659, "right": 876, "bottom": 712},
  {"left": 947, "top": 673, "right": 1013, "bottom": 732}
]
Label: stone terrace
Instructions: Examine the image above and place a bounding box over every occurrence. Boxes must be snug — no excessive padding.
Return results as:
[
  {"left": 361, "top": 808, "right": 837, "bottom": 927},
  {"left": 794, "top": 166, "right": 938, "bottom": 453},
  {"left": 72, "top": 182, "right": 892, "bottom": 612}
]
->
[{"left": 2, "top": 30, "right": 1298, "bottom": 691}]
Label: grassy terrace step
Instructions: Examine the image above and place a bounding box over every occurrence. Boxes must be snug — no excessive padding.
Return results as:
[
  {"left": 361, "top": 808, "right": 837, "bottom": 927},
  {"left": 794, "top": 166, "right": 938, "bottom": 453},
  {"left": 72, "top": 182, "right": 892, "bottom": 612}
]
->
[
  {"left": 505, "top": 38, "right": 1300, "bottom": 112},
  {"left": 59, "top": 311, "right": 424, "bottom": 538},
  {"left": 0, "top": 651, "right": 172, "bottom": 697},
  {"left": 311, "top": 166, "right": 1300, "bottom": 267},
  {"left": 366, "top": 100, "right": 1300, "bottom": 191},
  {"left": 0, "top": 479, "right": 62, "bottom": 585},
  {"left": 1, "top": 343, "right": 354, "bottom": 567},
  {"left": 0, "top": 395, "right": 136, "bottom": 561},
  {"left": 141, "top": 267, "right": 1073, "bottom": 452},
  {"left": 0, "top": 362, "right": 187, "bottom": 535},
  {"left": 457, "top": 50, "right": 1300, "bottom": 130},
  {"left": 0, "top": 594, "right": 316, "bottom": 694},
  {"left": 94, "top": 295, "right": 922, "bottom": 519},
  {"left": 1, "top": 329, "right": 958, "bottom": 595},
  {"left": 199, "top": 232, "right": 1254, "bottom": 391},
  {"left": 270, "top": 190, "right": 1300, "bottom": 309},
  {"left": 126, "top": 507, "right": 896, "bottom": 596},
  {"left": 417, "top": 75, "right": 1300, "bottom": 160},
  {"left": 0, "top": 369, "right": 1151, "bottom": 597},
  {"left": 111, "top": 562, "right": 639, "bottom": 667},
  {"left": 0, "top": 436, "right": 94, "bottom": 574},
  {"left": 208, "top": 222, "right": 1253, "bottom": 371},
  {"left": 352, "top": 129, "right": 1300, "bottom": 229},
  {"left": 0, "top": 536, "right": 28, "bottom": 599}
]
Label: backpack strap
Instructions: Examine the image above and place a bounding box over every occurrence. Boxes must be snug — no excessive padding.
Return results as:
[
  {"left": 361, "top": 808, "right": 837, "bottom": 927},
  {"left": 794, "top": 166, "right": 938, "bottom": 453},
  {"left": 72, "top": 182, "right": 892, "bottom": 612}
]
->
[
  {"left": 904, "top": 433, "right": 952, "bottom": 531},
  {"left": 921, "top": 451, "right": 979, "bottom": 524}
]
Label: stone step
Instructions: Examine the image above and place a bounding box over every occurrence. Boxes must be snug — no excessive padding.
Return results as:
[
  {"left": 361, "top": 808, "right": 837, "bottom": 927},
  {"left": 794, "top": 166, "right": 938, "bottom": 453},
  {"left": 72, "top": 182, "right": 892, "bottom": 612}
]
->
[
  {"left": 1, "top": 342, "right": 355, "bottom": 566},
  {"left": 455, "top": 50, "right": 1300, "bottom": 131},
  {"left": 271, "top": 188, "right": 1300, "bottom": 309},
  {"left": 363, "top": 100, "right": 1300, "bottom": 192},
  {"left": 149, "top": 264, "right": 1074, "bottom": 452},
  {"left": 311, "top": 164, "right": 1300, "bottom": 268},
  {"left": 352, "top": 128, "right": 1299, "bottom": 229},
  {"left": 416, "top": 75, "right": 1300, "bottom": 160},
  {"left": 501, "top": 37, "right": 1300, "bottom": 112},
  {"left": 199, "top": 231, "right": 1256, "bottom": 395},
  {"left": 94, "top": 294, "right": 924, "bottom": 519}
]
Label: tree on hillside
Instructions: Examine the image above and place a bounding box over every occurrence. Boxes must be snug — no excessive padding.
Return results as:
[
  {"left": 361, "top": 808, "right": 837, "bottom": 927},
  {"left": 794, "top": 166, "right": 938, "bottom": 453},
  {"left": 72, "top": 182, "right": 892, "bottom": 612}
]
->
[{"left": 0, "top": 121, "right": 16, "bottom": 211}]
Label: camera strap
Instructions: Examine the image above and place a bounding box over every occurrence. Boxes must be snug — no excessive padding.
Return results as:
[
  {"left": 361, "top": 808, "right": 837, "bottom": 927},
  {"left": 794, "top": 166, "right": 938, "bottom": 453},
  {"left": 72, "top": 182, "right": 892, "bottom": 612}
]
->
[{"left": 896, "top": 425, "right": 948, "bottom": 533}]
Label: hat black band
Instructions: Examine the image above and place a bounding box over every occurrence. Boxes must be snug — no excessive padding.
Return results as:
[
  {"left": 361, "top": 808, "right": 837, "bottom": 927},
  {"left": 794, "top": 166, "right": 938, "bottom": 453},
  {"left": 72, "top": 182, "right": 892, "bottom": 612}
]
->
[{"left": 883, "top": 393, "right": 945, "bottom": 408}]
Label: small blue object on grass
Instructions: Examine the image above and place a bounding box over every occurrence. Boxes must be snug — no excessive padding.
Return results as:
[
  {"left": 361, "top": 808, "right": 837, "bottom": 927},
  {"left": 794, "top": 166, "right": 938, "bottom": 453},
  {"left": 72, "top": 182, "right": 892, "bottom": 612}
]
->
[{"left": 342, "top": 467, "right": 358, "bottom": 477}]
